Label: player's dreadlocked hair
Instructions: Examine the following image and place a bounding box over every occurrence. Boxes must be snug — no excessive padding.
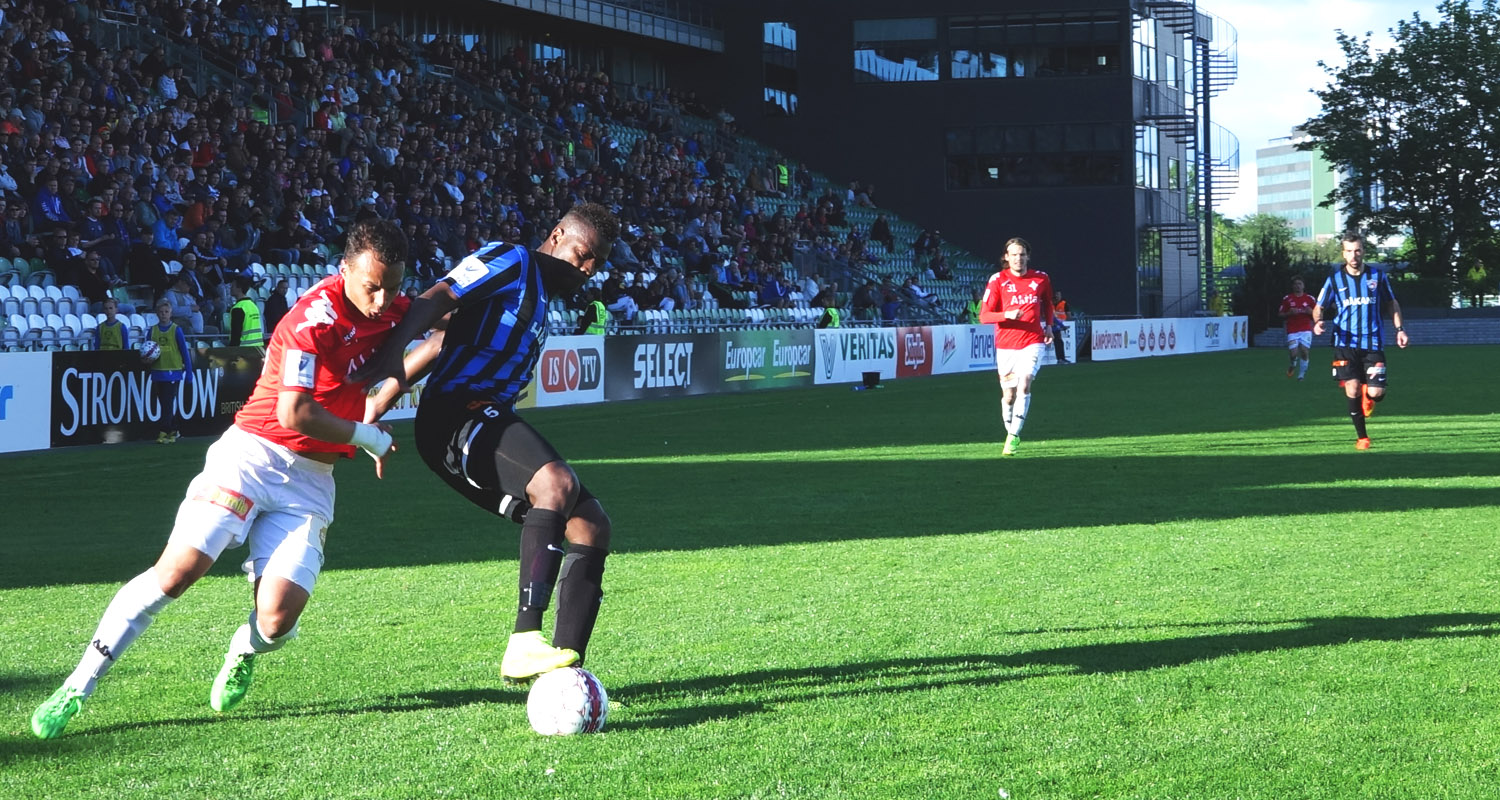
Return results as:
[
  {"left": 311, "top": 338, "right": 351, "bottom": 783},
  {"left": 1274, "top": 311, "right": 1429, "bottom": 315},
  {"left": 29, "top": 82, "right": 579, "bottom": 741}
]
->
[
  {"left": 345, "top": 218, "right": 410, "bottom": 267},
  {"left": 563, "top": 202, "right": 621, "bottom": 247}
]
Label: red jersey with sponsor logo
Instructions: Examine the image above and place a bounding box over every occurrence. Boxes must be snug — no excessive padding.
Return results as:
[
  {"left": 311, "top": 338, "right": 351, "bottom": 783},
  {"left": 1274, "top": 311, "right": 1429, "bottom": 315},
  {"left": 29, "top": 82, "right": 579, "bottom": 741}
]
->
[
  {"left": 235, "top": 274, "right": 410, "bottom": 455},
  {"left": 982, "top": 269, "right": 1055, "bottom": 350},
  {"left": 1279, "top": 292, "right": 1315, "bottom": 334}
]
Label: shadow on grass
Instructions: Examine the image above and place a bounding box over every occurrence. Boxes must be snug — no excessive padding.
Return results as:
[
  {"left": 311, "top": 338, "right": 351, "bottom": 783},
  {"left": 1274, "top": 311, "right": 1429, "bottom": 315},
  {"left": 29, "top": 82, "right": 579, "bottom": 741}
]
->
[
  {"left": 604, "top": 612, "right": 1500, "bottom": 730},
  {"left": 0, "top": 687, "right": 522, "bottom": 763},
  {"left": 3, "top": 613, "right": 1493, "bottom": 750},
  {"left": 7, "top": 448, "right": 1500, "bottom": 589}
]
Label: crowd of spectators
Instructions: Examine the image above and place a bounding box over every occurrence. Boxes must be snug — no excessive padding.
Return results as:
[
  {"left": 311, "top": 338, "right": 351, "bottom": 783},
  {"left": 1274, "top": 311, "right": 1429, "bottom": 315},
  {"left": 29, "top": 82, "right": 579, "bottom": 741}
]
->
[{"left": 2, "top": 0, "right": 956, "bottom": 336}]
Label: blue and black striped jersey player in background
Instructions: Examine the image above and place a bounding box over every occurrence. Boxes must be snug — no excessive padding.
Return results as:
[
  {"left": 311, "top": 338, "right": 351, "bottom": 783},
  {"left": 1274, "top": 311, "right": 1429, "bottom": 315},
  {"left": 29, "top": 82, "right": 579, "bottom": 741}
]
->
[
  {"left": 1312, "top": 231, "right": 1410, "bottom": 450},
  {"left": 356, "top": 202, "right": 621, "bottom": 684}
]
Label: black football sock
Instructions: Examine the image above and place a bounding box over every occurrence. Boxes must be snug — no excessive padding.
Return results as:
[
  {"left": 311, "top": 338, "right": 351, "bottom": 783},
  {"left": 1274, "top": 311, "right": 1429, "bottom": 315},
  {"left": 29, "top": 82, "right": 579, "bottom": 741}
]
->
[
  {"left": 515, "top": 508, "right": 566, "bottom": 634},
  {"left": 553, "top": 544, "right": 608, "bottom": 662},
  {"left": 1347, "top": 395, "right": 1368, "bottom": 438}
]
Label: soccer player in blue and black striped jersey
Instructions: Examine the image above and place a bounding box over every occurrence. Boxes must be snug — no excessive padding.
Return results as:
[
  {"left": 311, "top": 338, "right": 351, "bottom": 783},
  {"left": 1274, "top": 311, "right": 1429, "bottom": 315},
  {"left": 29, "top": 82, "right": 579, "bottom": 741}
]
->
[
  {"left": 1312, "top": 232, "right": 1410, "bottom": 450},
  {"left": 357, "top": 202, "right": 620, "bottom": 684}
]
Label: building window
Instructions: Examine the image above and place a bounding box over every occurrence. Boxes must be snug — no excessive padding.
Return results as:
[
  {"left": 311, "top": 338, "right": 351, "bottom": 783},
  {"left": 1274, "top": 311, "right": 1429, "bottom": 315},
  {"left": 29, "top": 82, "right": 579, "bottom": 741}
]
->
[
  {"left": 854, "top": 18, "right": 939, "bottom": 82},
  {"left": 1135, "top": 125, "right": 1160, "bottom": 189},
  {"left": 764, "top": 22, "right": 798, "bottom": 116},
  {"left": 1165, "top": 53, "right": 1178, "bottom": 90},
  {"left": 532, "top": 42, "right": 566, "bottom": 63},
  {"left": 945, "top": 122, "right": 1127, "bottom": 189},
  {"left": 1139, "top": 229, "right": 1163, "bottom": 316},
  {"left": 1167, "top": 157, "right": 1181, "bottom": 190},
  {"left": 1132, "top": 15, "right": 1156, "bottom": 81},
  {"left": 948, "top": 13, "right": 1120, "bottom": 79}
]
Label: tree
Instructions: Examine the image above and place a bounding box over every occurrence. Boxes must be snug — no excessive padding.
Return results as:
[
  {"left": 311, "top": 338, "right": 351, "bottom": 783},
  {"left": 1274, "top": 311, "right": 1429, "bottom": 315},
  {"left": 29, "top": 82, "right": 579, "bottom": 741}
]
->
[
  {"left": 1233, "top": 218, "right": 1322, "bottom": 335},
  {"left": 1302, "top": 0, "right": 1500, "bottom": 302}
]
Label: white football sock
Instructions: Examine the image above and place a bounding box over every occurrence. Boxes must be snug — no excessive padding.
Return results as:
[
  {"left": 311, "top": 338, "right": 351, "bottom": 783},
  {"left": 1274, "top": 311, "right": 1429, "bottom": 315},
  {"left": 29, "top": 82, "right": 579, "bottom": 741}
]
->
[
  {"left": 1011, "top": 393, "right": 1033, "bottom": 436},
  {"left": 66, "top": 569, "right": 173, "bottom": 696},
  {"left": 229, "top": 610, "right": 296, "bottom": 657},
  {"left": 1002, "top": 399, "right": 1015, "bottom": 430},
  {"left": 1297, "top": 358, "right": 1309, "bottom": 378}
]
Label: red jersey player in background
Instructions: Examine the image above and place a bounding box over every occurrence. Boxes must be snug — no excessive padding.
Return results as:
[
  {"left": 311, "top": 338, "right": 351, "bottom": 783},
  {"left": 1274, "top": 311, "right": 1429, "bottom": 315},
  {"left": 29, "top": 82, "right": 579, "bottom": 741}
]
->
[
  {"left": 32, "top": 220, "right": 413, "bottom": 739},
  {"left": 1278, "top": 275, "right": 1316, "bottom": 380},
  {"left": 979, "top": 237, "right": 1056, "bottom": 456}
]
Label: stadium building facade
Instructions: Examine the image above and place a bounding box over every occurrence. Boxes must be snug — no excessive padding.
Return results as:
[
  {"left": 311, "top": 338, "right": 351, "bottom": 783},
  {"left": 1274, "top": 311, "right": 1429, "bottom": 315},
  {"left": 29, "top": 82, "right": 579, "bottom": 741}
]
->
[
  {"left": 685, "top": 0, "right": 1241, "bottom": 317},
  {"left": 341, "top": 0, "right": 1237, "bottom": 317}
]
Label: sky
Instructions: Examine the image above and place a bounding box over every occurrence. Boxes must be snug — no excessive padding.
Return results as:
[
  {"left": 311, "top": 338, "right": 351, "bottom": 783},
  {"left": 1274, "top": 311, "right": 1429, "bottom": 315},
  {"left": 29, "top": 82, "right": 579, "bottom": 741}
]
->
[{"left": 1208, "top": 0, "right": 1438, "bottom": 219}]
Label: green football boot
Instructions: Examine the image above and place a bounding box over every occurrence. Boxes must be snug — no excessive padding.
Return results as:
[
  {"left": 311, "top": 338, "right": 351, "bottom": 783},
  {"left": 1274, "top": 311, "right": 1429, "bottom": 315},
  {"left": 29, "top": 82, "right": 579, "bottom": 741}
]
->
[
  {"left": 32, "top": 685, "right": 87, "bottom": 739},
  {"left": 210, "top": 653, "right": 256, "bottom": 712},
  {"left": 1002, "top": 434, "right": 1020, "bottom": 456}
]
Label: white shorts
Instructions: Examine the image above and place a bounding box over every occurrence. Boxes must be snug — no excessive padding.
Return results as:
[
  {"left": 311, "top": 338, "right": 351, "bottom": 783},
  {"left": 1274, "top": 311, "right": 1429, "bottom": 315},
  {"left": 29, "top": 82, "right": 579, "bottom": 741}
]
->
[
  {"left": 996, "top": 343, "right": 1046, "bottom": 388},
  {"left": 1287, "top": 331, "right": 1312, "bottom": 350},
  {"left": 167, "top": 425, "right": 336, "bottom": 593}
]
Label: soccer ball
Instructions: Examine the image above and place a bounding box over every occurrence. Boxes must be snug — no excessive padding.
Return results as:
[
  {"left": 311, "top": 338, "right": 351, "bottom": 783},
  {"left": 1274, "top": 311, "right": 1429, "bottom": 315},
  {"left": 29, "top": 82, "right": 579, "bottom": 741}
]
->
[
  {"left": 526, "top": 667, "right": 608, "bottom": 736},
  {"left": 138, "top": 340, "right": 161, "bottom": 362}
]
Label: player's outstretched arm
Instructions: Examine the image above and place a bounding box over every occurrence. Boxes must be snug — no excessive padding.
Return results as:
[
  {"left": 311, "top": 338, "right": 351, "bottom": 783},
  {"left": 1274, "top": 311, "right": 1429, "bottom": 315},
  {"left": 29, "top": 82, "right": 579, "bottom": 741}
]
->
[
  {"left": 349, "top": 284, "right": 459, "bottom": 388},
  {"left": 278, "top": 389, "right": 397, "bottom": 478},
  {"left": 365, "top": 330, "right": 447, "bottom": 423}
]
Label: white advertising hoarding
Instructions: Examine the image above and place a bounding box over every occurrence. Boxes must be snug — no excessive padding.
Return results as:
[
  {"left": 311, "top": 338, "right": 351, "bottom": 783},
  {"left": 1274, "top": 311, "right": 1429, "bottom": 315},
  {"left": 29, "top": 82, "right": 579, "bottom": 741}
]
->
[
  {"left": 1089, "top": 317, "right": 1249, "bottom": 361},
  {"left": 0, "top": 352, "right": 53, "bottom": 453},
  {"left": 814, "top": 328, "right": 898, "bottom": 385}
]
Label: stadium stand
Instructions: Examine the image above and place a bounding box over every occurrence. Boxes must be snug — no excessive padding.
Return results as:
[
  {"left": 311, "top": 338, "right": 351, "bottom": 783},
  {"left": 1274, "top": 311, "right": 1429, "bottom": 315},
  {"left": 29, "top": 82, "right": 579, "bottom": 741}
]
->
[{"left": 0, "top": 0, "right": 997, "bottom": 352}]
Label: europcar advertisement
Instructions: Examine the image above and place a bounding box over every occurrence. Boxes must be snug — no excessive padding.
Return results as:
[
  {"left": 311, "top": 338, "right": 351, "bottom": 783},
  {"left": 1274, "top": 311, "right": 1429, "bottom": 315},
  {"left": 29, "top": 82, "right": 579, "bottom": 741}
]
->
[{"left": 718, "top": 329, "right": 814, "bottom": 391}]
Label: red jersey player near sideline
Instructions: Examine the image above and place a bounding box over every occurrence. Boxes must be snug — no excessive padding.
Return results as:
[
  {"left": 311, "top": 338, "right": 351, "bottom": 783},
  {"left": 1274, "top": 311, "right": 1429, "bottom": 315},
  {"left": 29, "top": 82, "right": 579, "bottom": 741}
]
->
[
  {"left": 32, "top": 220, "right": 414, "bottom": 740},
  {"left": 978, "top": 237, "right": 1056, "bottom": 456},
  {"left": 1278, "top": 275, "right": 1316, "bottom": 380}
]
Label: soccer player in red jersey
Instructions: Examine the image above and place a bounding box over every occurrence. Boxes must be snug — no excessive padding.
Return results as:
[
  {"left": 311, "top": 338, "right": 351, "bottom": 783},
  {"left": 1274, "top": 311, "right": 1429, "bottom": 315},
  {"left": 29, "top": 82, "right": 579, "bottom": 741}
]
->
[
  {"left": 979, "top": 237, "right": 1056, "bottom": 456},
  {"left": 1278, "top": 275, "right": 1316, "bottom": 380},
  {"left": 32, "top": 220, "right": 412, "bottom": 739}
]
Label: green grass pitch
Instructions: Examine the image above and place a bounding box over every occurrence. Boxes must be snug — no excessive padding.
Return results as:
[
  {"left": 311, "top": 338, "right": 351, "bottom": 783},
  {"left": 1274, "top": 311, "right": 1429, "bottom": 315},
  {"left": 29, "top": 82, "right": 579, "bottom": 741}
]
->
[{"left": 3, "top": 346, "right": 1499, "bottom": 799}]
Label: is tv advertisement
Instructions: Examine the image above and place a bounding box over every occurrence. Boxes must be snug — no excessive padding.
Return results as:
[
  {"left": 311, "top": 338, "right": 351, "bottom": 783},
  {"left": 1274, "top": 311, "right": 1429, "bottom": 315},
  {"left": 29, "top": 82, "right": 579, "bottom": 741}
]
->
[
  {"left": 532, "top": 334, "right": 606, "bottom": 407},
  {"left": 0, "top": 352, "right": 53, "bottom": 453},
  {"left": 814, "top": 328, "right": 897, "bottom": 385},
  {"left": 719, "top": 329, "right": 814, "bottom": 391},
  {"left": 51, "top": 347, "right": 261, "bottom": 447},
  {"left": 604, "top": 333, "right": 720, "bottom": 400}
]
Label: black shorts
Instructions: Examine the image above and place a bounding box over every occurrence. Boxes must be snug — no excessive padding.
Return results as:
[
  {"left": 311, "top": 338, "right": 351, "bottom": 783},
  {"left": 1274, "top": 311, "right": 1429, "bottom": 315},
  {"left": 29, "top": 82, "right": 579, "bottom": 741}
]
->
[
  {"left": 1331, "top": 347, "right": 1388, "bottom": 387},
  {"left": 414, "top": 392, "right": 594, "bottom": 523}
]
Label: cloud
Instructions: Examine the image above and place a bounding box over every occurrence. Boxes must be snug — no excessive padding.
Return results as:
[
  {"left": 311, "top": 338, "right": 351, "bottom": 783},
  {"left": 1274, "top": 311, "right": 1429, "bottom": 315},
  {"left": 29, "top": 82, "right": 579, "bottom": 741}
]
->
[{"left": 1209, "top": 0, "right": 1427, "bottom": 217}]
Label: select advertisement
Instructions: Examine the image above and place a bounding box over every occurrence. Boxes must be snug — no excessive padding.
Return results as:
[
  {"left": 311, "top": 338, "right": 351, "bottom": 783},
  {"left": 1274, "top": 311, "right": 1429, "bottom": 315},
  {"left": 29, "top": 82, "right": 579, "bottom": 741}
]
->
[
  {"left": 0, "top": 351, "right": 53, "bottom": 453},
  {"left": 50, "top": 347, "right": 261, "bottom": 447},
  {"left": 814, "top": 328, "right": 897, "bottom": 385},
  {"left": 604, "top": 333, "right": 720, "bottom": 400},
  {"left": 719, "top": 329, "right": 814, "bottom": 390}
]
